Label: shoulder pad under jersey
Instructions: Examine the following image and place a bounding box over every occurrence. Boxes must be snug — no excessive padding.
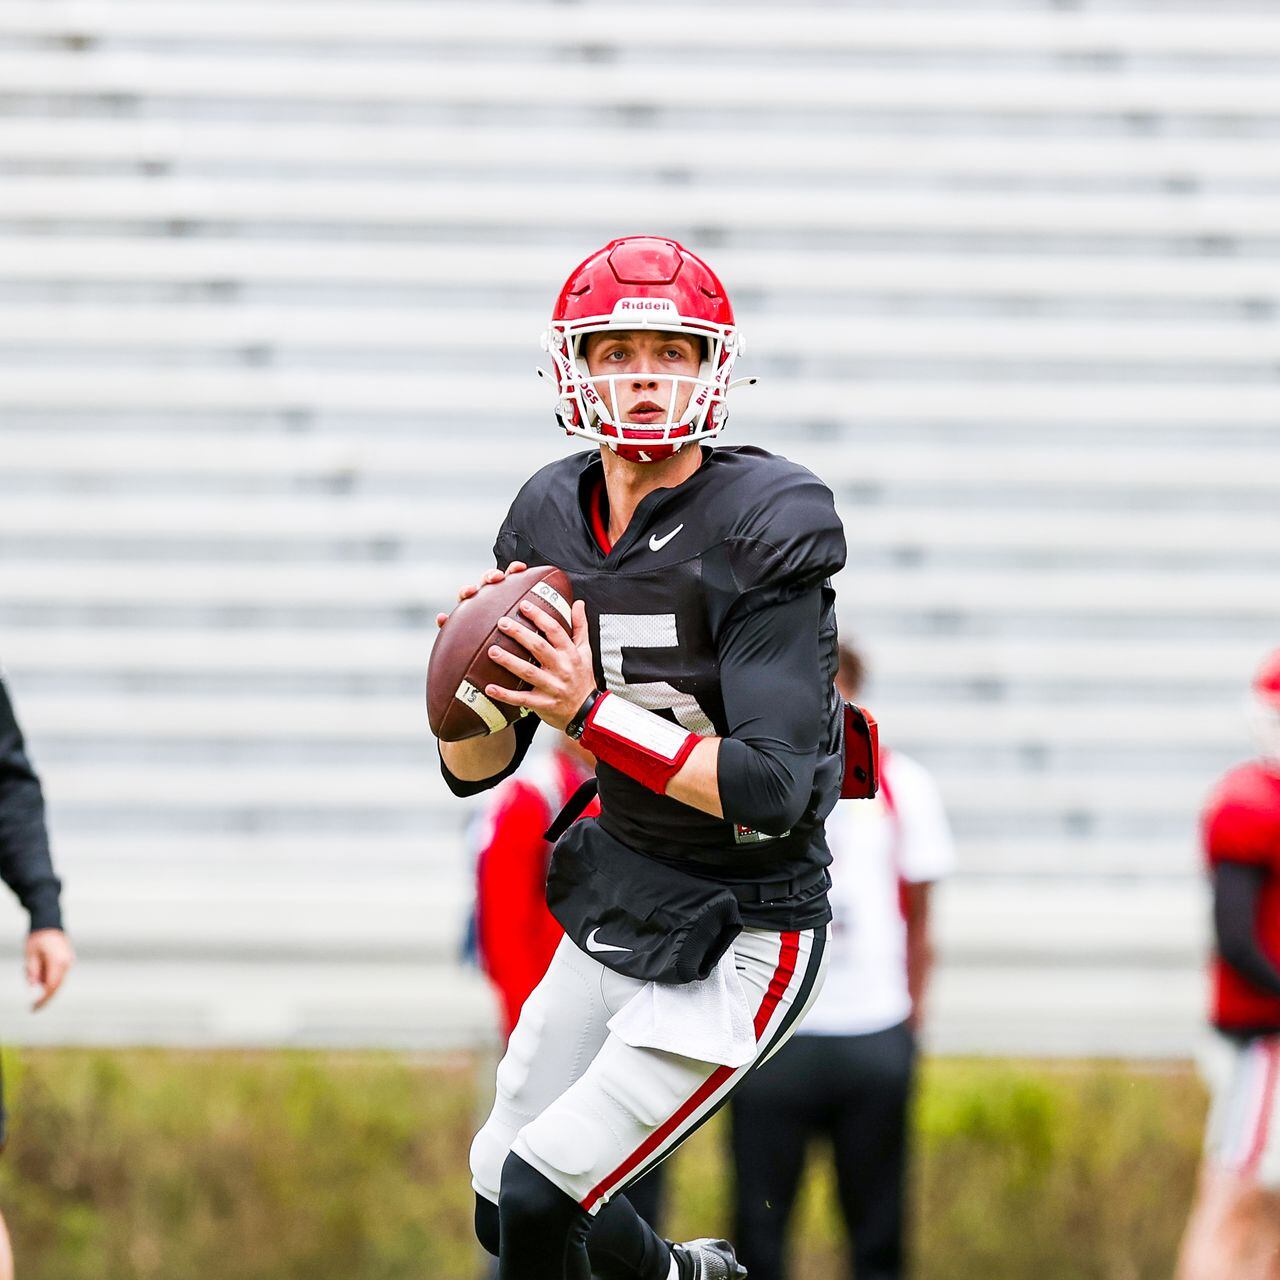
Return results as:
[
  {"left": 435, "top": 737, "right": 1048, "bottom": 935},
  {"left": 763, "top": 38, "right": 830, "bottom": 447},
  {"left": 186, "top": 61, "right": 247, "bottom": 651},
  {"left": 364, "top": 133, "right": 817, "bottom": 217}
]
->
[
  {"left": 712, "top": 447, "right": 846, "bottom": 608},
  {"left": 494, "top": 452, "right": 595, "bottom": 569},
  {"left": 1202, "top": 761, "right": 1280, "bottom": 867}
]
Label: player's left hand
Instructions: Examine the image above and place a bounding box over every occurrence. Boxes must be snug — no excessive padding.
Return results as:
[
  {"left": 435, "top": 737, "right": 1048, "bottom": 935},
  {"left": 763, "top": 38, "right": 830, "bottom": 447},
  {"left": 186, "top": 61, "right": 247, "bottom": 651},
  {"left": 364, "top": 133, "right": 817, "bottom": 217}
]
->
[
  {"left": 26, "top": 928, "right": 75, "bottom": 1011},
  {"left": 484, "top": 599, "right": 597, "bottom": 733},
  {"left": 436, "top": 560, "right": 529, "bottom": 629}
]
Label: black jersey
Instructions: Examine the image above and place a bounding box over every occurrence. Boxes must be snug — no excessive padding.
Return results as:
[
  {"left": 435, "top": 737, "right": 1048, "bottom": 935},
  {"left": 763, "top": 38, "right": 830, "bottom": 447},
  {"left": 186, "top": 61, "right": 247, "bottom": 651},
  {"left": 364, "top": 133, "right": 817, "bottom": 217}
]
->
[{"left": 454, "top": 444, "right": 846, "bottom": 928}]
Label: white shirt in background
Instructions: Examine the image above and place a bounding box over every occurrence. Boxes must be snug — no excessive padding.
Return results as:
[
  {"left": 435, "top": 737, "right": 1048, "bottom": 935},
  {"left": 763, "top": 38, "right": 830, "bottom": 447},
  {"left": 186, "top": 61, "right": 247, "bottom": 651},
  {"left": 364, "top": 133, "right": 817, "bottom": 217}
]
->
[{"left": 799, "top": 749, "right": 956, "bottom": 1037}]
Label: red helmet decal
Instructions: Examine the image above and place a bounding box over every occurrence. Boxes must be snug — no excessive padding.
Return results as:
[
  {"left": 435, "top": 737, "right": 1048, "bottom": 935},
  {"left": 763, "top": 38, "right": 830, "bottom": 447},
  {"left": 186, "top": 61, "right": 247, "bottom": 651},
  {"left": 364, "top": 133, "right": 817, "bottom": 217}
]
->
[{"left": 606, "top": 239, "right": 684, "bottom": 285}]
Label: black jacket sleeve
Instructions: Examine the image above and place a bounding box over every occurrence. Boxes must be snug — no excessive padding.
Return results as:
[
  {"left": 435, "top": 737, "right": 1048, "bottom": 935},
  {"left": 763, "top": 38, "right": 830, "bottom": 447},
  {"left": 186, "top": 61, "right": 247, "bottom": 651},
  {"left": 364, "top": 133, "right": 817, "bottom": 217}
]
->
[
  {"left": 0, "top": 678, "right": 64, "bottom": 931},
  {"left": 1214, "top": 861, "right": 1280, "bottom": 998},
  {"left": 715, "top": 588, "right": 823, "bottom": 836}
]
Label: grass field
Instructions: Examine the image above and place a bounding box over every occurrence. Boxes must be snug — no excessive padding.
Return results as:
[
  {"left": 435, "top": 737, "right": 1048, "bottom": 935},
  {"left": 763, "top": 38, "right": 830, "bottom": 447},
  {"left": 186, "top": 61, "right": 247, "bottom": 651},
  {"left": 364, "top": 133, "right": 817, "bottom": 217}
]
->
[{"left": 0, "top": 1049, "right": 1205, "bottom": 1279}]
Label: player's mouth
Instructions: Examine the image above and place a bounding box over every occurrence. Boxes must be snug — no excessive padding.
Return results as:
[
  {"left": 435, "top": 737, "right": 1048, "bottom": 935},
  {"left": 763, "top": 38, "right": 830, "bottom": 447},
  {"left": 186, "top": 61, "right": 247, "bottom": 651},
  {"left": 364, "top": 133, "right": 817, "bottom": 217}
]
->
[{"left": 625, "top": 401, "right": 668, "bottom": 424}]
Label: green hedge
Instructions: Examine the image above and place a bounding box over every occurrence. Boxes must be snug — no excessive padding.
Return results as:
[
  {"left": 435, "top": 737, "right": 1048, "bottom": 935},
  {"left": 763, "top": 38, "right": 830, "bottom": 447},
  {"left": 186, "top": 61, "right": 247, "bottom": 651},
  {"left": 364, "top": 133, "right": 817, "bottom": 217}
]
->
[{"left": 0, "top": 1050, "right": 1204, "bottom": 1280}]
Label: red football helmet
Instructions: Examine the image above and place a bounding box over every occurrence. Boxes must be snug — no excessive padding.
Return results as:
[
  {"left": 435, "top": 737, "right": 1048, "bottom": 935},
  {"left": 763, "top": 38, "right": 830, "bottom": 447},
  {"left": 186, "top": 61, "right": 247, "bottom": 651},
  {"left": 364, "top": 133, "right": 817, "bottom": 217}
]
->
[
  {"left": 542, "top": 236, "right": 746, "bottom": 463},
  {"left": 1250, "top": 648, "right": 1280, "bottom": 767}
]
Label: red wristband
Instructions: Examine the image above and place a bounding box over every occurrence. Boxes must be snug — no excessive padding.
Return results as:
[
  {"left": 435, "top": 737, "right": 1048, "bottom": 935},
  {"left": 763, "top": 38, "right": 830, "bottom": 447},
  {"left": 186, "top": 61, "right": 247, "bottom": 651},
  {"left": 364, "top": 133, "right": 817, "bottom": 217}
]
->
[{"left": 578, "top": 692, "right": 700, "bottom": 795}]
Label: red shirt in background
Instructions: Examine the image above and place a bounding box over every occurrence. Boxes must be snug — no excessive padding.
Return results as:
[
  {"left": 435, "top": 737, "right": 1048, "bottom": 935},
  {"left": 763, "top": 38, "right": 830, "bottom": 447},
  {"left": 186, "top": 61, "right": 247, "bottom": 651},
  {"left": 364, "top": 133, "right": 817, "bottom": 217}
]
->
[
  {"left": 473, "top": 747, "right": 598, "bottom": 1040},
  {"left": 1204, "top": 761, "right": 1280, "bottom": 1033}
]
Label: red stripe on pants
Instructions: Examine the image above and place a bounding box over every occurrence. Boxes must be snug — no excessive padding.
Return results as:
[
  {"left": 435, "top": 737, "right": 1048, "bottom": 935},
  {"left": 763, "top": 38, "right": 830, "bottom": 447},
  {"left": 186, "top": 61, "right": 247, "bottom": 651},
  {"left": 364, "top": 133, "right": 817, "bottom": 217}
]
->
[
  {"left": 1245, "top": 1038, "right": 1280, "bottom": 1175},
  {"left": 580, "top": 931, "right": 801, "bottom": 1212}
]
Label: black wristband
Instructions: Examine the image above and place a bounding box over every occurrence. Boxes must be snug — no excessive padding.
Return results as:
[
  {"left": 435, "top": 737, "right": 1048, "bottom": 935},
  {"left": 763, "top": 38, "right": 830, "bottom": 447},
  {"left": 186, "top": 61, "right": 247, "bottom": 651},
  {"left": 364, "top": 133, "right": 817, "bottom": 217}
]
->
[{"left": 565, "top": 689, "right": 602, "bottom": 741}]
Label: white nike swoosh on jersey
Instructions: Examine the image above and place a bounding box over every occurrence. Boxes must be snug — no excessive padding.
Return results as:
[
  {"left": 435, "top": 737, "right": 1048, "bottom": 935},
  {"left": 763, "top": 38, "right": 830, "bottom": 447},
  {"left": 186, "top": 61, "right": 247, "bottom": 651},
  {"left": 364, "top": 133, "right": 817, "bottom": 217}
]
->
[
  {"left": 585, "top": 928, "right": 632, "bottom": 954},
  {"left": 648, "top": 523, "right": 684, "bottom": 552}
]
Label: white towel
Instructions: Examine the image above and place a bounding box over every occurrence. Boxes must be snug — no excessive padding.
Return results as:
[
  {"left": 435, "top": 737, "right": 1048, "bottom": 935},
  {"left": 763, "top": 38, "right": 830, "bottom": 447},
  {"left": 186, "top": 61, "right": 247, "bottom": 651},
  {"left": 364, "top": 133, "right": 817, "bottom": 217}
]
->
[{"left": 606, "top": 946, "right": 757, "bottom": 1068}]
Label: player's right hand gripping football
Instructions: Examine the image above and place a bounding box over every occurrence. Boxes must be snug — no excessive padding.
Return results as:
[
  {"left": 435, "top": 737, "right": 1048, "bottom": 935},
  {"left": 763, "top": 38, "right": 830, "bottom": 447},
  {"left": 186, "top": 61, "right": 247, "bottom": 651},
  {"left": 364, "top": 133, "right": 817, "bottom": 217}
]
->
[{"left": 435, "top": 561, "right": 529, "bottom": 629}]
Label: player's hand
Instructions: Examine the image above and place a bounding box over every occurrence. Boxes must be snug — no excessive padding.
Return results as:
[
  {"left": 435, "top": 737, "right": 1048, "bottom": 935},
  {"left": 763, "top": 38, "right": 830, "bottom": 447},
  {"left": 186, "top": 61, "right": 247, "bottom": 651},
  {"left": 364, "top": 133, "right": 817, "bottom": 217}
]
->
[
  {"left": 483, "top": 599, "right": 596, "bottom": 733},
  {"left": 436, "top": 561, "right": 528, "bottom": 629},
  {"left": 26, "top": 928, "right": 75, "bottom": 1011}
]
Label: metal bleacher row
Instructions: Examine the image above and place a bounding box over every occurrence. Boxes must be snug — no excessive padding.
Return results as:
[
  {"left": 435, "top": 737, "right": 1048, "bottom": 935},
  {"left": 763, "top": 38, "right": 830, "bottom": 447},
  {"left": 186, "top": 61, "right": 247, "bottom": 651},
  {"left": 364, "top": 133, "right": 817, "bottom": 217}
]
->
[{"left": 1, "top": 1, "right": 1279, "bottom": 1056}]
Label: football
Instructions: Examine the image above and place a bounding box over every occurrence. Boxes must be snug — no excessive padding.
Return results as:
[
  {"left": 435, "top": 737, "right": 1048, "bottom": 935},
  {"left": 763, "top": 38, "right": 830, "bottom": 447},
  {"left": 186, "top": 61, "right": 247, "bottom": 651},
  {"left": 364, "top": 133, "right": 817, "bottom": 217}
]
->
[{"left": 427, "top": 566, "right": 576, "bottom": 741}]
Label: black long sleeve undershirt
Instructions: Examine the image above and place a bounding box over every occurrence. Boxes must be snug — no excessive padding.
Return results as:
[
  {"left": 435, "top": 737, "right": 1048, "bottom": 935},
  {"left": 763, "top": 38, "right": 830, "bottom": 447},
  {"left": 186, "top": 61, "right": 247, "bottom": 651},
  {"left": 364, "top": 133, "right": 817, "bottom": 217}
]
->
[
  {"left": 438, "top": 710, "right": 541, "bottom": 799},
  {"left": 0, "top": 679, "right": 64, "bottom": 931},
  {"left": 715, "top": 589, "right": 823, "bottom": 835},
  {"left": 1214, "top": 861, "right": 1280, "bottom": 999}
]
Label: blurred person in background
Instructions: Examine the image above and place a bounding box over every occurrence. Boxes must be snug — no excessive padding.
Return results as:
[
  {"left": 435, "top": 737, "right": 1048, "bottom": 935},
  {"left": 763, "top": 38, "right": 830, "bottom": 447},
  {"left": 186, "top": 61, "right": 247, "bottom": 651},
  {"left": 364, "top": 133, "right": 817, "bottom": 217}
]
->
[
  {"left": 470, "top": 734, "right": 666, "bottom": 1238},
  {"left": 0, "top": 673, "right": 76, "bottom": 1280},
  {"left": 1177, "top": 649, "right": 1280, "bottom": 1280},
  {"left": 729, "top": 642, "right": 954, "bottom": 1280}
]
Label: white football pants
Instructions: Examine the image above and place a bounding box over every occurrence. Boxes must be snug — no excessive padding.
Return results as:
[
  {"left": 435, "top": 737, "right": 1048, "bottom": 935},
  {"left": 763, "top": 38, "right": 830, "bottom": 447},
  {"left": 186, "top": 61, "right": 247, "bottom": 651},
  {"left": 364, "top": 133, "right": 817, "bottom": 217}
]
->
[
  {"left": 470, "top": 924, "right": 828, "bottom": 1213},
  {"left": 1203, "top": 1030, "right": 1280, "bottom": 1189}
]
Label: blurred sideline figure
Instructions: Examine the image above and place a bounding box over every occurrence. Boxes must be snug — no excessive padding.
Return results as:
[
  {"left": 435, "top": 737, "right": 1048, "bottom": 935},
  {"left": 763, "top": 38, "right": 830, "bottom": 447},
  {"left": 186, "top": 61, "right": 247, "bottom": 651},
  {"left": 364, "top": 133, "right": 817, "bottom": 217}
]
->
[
  {"left": 0, "top": 673, "right": 76, "bottom": 1280},
  {"left": 729, "top": 643, "right": 954, "bottom": 1280},
  {"left": 472, "top": 735, "right": 597, "bottom": 1043},
  {"left": 1177, "top": 649, "right": 1280, "bottom": 1280},
  {"left": 469, "top": 734, "right": 667, "bottom": 1242}
]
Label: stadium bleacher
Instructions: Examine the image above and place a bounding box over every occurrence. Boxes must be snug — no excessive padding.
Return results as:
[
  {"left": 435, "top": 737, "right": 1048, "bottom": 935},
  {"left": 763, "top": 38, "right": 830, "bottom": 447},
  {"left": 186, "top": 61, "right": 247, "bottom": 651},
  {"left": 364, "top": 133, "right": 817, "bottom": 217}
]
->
[{"left": 1, "top": 0, "right": 1278, "bottom": 1056}]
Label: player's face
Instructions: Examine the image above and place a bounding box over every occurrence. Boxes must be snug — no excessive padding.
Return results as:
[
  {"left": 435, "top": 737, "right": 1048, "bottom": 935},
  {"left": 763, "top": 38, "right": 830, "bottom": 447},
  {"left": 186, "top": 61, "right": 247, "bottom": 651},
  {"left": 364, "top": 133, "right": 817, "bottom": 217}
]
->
[
  {"left": 1252, "top": 697, "right": 1280, "bottom": 772},
  {"left": 583, "top": 330, "right": 702, "bottom": 427}
]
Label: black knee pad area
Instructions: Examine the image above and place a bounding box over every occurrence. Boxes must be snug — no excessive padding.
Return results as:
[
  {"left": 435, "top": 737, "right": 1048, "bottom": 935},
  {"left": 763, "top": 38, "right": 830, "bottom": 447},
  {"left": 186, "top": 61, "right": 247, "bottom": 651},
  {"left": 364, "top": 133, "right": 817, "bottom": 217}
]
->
[
  {"left": 495, "top": 1155, "right": 669, "bottom": 1280},
  {"left": 498, "top": 1151, "right": 585, "bottom": 1237},
  {"left": 474, "top": 1192, "right": 501, "bottom": 1257},
  {"left": 496, "top": 1153, "right": 594, "bottom": 1278}
]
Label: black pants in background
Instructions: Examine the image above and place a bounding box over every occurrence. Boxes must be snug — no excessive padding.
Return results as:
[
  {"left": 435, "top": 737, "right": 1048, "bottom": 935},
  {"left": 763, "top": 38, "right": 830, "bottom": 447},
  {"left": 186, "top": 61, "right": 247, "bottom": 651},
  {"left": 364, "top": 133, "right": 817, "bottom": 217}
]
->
[{"left": 728, "top": 1022, "right": 916, "bottom": 1280}]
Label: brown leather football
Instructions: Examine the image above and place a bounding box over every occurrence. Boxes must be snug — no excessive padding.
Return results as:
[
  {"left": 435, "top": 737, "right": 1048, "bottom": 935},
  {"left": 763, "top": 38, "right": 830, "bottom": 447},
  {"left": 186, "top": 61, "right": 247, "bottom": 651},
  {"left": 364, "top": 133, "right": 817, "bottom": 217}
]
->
[{"left": 427, "top": 566, "right": 576, "bottom": 741}]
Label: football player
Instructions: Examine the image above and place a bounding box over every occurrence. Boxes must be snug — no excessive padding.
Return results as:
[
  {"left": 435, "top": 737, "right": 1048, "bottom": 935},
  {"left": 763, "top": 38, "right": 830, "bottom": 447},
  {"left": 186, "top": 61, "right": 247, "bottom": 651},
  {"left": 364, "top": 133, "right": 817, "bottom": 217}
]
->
[
  {"left": 433, "top": 236, "right": 850, "bottom": 1280},
  {"left": 1176, "top": 649, "right": 1280, "bottom": 1280}
]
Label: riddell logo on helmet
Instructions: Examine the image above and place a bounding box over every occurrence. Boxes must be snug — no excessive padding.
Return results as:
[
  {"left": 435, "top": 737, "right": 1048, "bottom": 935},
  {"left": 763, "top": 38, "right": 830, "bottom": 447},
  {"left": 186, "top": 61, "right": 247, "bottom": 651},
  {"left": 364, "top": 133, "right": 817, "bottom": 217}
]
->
[{"left": 612, "top": 298, "right": 679, "bottom": 317}]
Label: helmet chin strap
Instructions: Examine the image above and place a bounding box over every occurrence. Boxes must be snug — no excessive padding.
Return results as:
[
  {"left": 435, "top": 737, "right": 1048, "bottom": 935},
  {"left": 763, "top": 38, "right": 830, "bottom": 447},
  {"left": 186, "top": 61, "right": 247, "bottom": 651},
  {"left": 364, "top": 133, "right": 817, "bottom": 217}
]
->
[{"left": 604, "top": 438, "right": 689, "bottom": 462}]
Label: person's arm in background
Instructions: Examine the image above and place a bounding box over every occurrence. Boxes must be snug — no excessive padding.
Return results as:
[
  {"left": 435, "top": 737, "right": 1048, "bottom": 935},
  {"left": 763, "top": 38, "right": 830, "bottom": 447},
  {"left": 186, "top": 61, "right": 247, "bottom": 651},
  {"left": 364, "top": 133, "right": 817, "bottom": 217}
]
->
[
  {"left": 892, "top": 753, "right": 956, "bottom": 1034},
  {"left": 903, "top": 882, "right": 936, "bottom": 1031},
  {"left": 0, "top": 677, "right": 74, "bottom": 1009},
  {"left": 1213, "top": 861, "right": 1280, "bottom": 997}
]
